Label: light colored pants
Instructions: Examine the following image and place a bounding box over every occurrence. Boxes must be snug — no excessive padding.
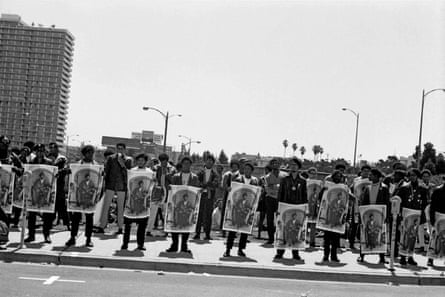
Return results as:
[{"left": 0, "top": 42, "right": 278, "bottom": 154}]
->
[
  {"left": 100, "top": 190, "right": 126, "bottom": 229},
  {"left": 147, "top": 202, "right": 164, "bottom": 232}
]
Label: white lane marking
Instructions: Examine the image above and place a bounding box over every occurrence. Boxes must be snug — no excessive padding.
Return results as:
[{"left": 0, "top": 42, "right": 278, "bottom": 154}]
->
[
  {"left": 19, "top": 276, "right": 85, "bottom": 285},
  {"left": 43, "top": 276, "right": 60, "bottom": 285}
]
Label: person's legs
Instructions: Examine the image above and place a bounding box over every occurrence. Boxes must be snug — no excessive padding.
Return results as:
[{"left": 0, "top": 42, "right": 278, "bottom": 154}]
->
[
  {"left": 85, "top": 213, "right": 94, "bottom": 240},
  {"left": 181, "top": 233, "right": 190, "bottom": 252},
  {"left": 26, "top": 212, "right": 36, "bottom": 240},
  {"left": 265, "top": 196, "right": 277, "bottom": 243},
  {"left": 331, "top": 233, "right": 340, "bottom": 261},
  {"left": 323, "top": 232, "right": 331, "bottom": 260},
  {"left": 348, "top": 221, "right": 357, "bottom": 249},
  {"left": 137, "top": 218, "right": 148, "bottom": 248},
  {"left": 275, "top": 249, "right": 285, "bottom": 259},
  {"left": 168, "top": 233, "right": 179, "bottom": 251},
  {"left": 308, "top": 222, "right": 316, "bottom": 246},
  {"left": 238, "top": 233, "right": 248, "bottom": 251},
  {"left": 100, "top": 190, "right": 114, "bottom": 229},
  {"left": 203, "top": 195, "right": 214, "bottom": 238},
  {"left": 70, "top": 212, "right": 81, "bottom": 239},
  {"left": 115, "top": 191, "right": 126, "bottom": 230},
  {"left": 122, "top": 218, "right": 132, "bottom": 249},
  {"left": 42, "top": 213, "right": 54, "bottom": 239},
  {"left": 226, "top": 231, "right": 236, "bottom": 251},
  {"left": 258, "top": 210, "right": 266, "bottom": 239},
  {"left": 195, "top": 193, "right": 206, "bottom": 237}
]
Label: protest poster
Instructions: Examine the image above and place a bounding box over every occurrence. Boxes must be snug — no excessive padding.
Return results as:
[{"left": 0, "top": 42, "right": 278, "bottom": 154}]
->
[
  {"left": 67, "top": 164, "right": 104, "bottom": 213},
  {"left": 275, "top": 202, "right": 307, "bottom": 250},
  {"left": 23, "top": 164, "right": 57, "bottom": 213},
  {"left": 316, "top": 183, "right": 349, "bottom": 234},
  {"left": 124, "top": 170, "right": 154, "bottom": 219},
  {"left": 164, "top": 185, "right": 201, "bottom": 233},
  {"left": 359, "top": 205, "right": 387, "bottom": 254}
]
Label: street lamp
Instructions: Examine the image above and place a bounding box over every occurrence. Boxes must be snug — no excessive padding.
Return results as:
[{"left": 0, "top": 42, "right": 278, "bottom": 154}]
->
[
  {"left": 417, "top": 88, "right": 445, "bottom": 167},
  {"left": 178, "top": 135, "right": 201, "bottom": 155},
  {"left": 342, "top": 107, "right": 360, "bottom": 169},
  {"left": 142, "top": 106, "right": 182, "bottom": 153}
]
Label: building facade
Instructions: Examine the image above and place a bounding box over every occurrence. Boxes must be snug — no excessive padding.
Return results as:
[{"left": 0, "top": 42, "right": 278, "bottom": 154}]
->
[{"left": 0, "top": 14, "right": 74, "bottom": 147}]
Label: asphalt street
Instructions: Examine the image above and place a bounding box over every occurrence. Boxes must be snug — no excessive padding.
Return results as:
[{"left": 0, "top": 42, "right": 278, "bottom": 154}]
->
[{"left": 0, "top": 262, "right": 443, "bottom": 297}]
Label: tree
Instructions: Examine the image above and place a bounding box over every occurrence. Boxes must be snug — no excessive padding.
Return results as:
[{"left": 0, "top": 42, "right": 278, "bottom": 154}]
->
[
  {"left": 282, "top": 139, "right": 289, "bottom": 158},
  {"left": 436, "top": 153, "right": 445, "bottom": 174},
  {"left": 420, "top": 142, "right": 437, "bottom": 169},
  {"left": 319, "top": 146, "right": 324, "bottom": 160},
  {"left": 218, "top": 150, "right": 229, "bottom": 164},
  {"left": 299, "top": 146, "right": 306, "bottom": 159},
  {"left": 291, "top": 143, "right": 298, "bottom": 156},
  {"left": 202, "top": 150, "right": 213, "bottom": 162},
  {"left": 312, "top": 145, "right": 322, "bottom": 161}
]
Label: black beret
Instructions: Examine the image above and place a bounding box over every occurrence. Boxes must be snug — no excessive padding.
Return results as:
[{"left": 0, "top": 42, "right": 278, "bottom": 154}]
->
[
  {"left": 181, "top": 156, "right": 192, "bottom": 164},
  {"left": 244, "top": 162, "right": 254, "bottom": 170},
  {"left": 370, "top": 168, "right": 383, "bottom": 178},
  {"left": 81, "top": 145, "right": 95, "bottom": 156}
]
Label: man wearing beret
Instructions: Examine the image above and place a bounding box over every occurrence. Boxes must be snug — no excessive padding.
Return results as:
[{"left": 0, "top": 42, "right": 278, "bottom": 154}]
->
[
  {"left": 427, "top": 183, "right": 445, "bottom": 266},
  {"left": 220, "top": 160, "right": 240, "bottom": 237}
]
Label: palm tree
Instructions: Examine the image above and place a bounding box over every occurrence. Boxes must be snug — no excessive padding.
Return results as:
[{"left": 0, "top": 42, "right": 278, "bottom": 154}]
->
[
  {"left": 300, "top": 146, "right": 306, "bottom": 159},
  {"left": 291, "top": 143, "right": 298, "bottom": 156},
  {"left": 319, "top": 146, "right": 324, "bottom": 160},
  {"left": 312, "top": 145, "right": 321, "bottom": 161},
  {"left": 282, "top": 139, "right": 289, "bottom": 158}
]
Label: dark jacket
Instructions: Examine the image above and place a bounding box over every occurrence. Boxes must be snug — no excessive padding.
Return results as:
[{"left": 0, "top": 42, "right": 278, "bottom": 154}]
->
[
  {"left": 170, "top": 172, "right": 200, "bottom": 187},
  {"left": 395, "top": 181, "right": 428, "bottom": 223},
  {"left": 104, "top": 154, "right": 132, "bottom": 192},
  {"left": 278, "top": 174, "right": 307, "bottom": 205},
  {"left": 430, "top": 185, "right": 445, "bottom": 225},
  {"left": 362, "top": 183, "right": 390, "bottom": 221},
  {"left": 197, "top": 167, "right": 219, "bottom": 197},
  {"left": 234, "top": 175, "right": 260, "bottom": 186}
]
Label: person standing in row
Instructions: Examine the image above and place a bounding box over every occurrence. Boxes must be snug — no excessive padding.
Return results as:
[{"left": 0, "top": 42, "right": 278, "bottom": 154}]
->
[
  {"left": 263, "top": 159, "right": 286, "bottom": 244},
  {"left": 195, "top": 155, "right": 218, "bottom": 240},
  {"left": 121, "top": 153, "right": 154, "bottom": 251},
  {"left": 99, "top": 143, "right": 132, "bottom": 234},
  {"left": 48, "top": 142, "right": 70, "bottom": 230},
  {"left": 25, "top": 144, "right": 54, "bottom": 243},
  {"left": 274, "top": 158, "right": 307, "bottom": 260},
  {"left": 395, "top": 168, "right": 428, "bottom": 266},
  {"left": 220, "top": 160, "right": 240, "bottom": 237},
  {"left": 357, "top": 168, "right": 390, "bottom": 264},
  {"left": 257, "top": 165, "right": 271, "bottom": 240},
  {"left": 224, "top": 162, "right": 259, "bottom": 257},
  {"left": 427, "top": 184, "right": 445, "bottom": 266},
  {"left": 166, "top": 157, "right": 200, "bottom": 253},
  {"left": 65, "top": 145, "right": 98, "bottom": 248}
]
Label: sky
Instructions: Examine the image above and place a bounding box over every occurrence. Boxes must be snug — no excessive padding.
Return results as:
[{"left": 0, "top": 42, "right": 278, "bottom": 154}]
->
[{"left": 1, "top": 0, "right": 444, "bottom": 162}]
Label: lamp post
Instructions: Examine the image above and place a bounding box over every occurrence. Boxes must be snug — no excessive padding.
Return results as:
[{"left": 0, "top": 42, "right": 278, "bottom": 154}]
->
[
  {"left": 178, "top": 135, "right": 201, "bottom": 155},
  {"left": 417, "top": 88, "right": 445, "bottom": 168},
  {"left": 342, "top": 108, "right": 360, "bottom": 169},
  {"left": 142, "top": 106, "right": 182, "bottom": 153}
]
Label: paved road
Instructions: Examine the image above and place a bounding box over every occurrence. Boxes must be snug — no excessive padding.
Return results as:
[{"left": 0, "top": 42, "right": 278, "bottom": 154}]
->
[{"left": 0, "top": 262, "right": 443, "bottom": 297}]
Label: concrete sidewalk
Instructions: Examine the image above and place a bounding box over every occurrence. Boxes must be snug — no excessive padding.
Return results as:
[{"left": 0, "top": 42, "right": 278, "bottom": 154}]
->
[{"left": 1, "top": 228, "right": 445, "bottom": 286}]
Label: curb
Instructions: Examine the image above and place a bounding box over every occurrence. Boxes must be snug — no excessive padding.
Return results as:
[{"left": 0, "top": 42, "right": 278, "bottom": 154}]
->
[{"left": 1, "top": 251, "right": 444, "bottom": 286}]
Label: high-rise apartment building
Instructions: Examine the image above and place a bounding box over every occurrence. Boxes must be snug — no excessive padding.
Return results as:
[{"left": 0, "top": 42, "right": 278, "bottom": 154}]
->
[{"left": 0, "top": 14, "right": 74, "bottom": 147}]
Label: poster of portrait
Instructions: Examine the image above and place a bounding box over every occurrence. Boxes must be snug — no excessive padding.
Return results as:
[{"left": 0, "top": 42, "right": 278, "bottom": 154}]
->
[
  {"left": 306, "top": 179, "right": 322, "bottom": 223},
  {"left": 124, "top": 170, "right": 154, "bottom": 219},
  {"left": 164, "top": 185, "right": 201, "bottom": 233},
  {"left": 316, "top": 183, "right": 349, "bottom": 234},
  {"left": 0, "top": 165, "right": 14, "bottom": 214},
  {"left": 12, "top": 172, "right": 24, "bottom": 209},
  {"left": 399, "top": 208, "right": 421, "bottom": 257},
  {"left": 67, "top": 164, "right": 104, "bottom": 214},
  {"left": 222, "top": 182, "right": 262, "bottom": 234},
  {"left": 275, "top": 203, "right": 307, "bottom": 250},
  {"left": 353, "top": 179, "right": 371, "bottom": 204},
  {"left": 23, "top": 164, "right": 57, "bottom": 213},
  {"left": 427, "top": 212, "right": 445, "bottom": 260},
  {"left": 359, "top": 205, "right": 387, "bottom": 254}
]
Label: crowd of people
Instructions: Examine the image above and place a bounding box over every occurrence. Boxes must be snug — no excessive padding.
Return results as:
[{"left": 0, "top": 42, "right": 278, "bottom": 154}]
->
[{"left": 0, "top": 135, "right": 444, "bottom": 267}]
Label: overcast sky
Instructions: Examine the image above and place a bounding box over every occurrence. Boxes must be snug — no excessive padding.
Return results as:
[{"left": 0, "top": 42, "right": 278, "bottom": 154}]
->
[{"left": 2, "top": 0, "right": 444, "bottom": 162}]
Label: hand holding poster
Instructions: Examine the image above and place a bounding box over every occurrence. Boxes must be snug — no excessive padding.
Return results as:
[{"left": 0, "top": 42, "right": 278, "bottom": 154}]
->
[
  {"left": 23, "top": 164, "right": 57, "bottom": 213},
  {"left": 306, "top": 179, "right": 322, "bottom": 223},
  {"left": 124, "top": 170, "right": 154, "bottom": 219},
  {"left": 275, "top": 203, "right": 307, "bottom": 250},
  {"left": 67, "top": 164, "right": 104, "bottom": 213},
  {"left": 399, "top": 208, "right": 421, "bottom": 257},
  {"left": 359, "top": 205, "right": 387, "bottom": 254},
  {"left": 316, "top": 183, "right": 350, "bottom": 234},
  {"left": 222, "top": 182, "right": 261, "bottom": 234},
  {"left": 164, "top": 185, "right": 201, "bottom": 233},
  {"left": 0, "top": 165, "right": 14, "bottom": 214},
  {"left": 427, "top": 212, "right": 445, "bottom": 260}
]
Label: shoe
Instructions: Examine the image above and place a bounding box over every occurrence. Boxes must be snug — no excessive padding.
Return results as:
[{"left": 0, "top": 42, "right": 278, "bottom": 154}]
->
[
  {"left": 266, "top": 240, "right": 274, "bottom": 245},
  {"left": 193, "top": 234, "right": 200, "bottom": 240},
  {"left": 166, "top": 247, "right": 177, "bottom": 253},
  {"left": 292, "top": 254, "right": 302, "bottom": 261},
  {"left": 65, "top": 238, "right": 76, "bottom": 247},
  {"left": 146, "top": 231, "right": 152, "bottom": 237},
  {"left": 137, "top": 246, "right": 146, "bottom": 251},
  {"left": 181, "top": 248, "right": 191, "bottom": 254},
  {"left": 273, "top": 254, "right": 283, "bottom": 260},
  {"left": 357, "top": 256, "right": 364, "bottom": 263},
  {"left": 379, "top": 255, "right": 388, "bottom": 264},
  {"left": 85, "top": 239, "right": 93, "bottom": 248},
  {"left": 44, "top": 236, "right": 52, "bottom": 244},
  {"left": 322, "top": 257, "right": 329, "bottom": 262},
  {"left": 407, "top": 257, "right": 418, "bottom": 266},
  {"left": 204, "top": 236, "right": 212, "bottom": 240},
  {"left": 237, "top": 250, "right": 246, "bottom": 257},
  {"left": 427, "top": 259, "right": 434, "bottom": 267},
  {"left": 223, "top": 250, "right": 231, "bottom": 257},
  {"left": 115, "top": 228, "right": 123, "bottom": 235},
  {"left": 121, "top": 244, "right": 128, "bottom": 250},
  {"left": 94, "top": 227, "right": 105, "bottom": 234},
  {"left": 24, "top": 236, "right": 35, "bottom": 243},
  {"left": 399, "top": 257, "right": 407, "bottom": 265},
  {"left": 331, "top": 257, "right": 340, "bottom": 263},
  {"left": 309, "top": 243, "right": 316, "bottom": 248}
]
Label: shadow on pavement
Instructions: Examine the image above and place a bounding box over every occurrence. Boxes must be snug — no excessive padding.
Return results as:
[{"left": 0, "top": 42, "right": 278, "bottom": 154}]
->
[
  {"left": 23, "top": 242, "right": 45, "bottom": 249},
  {"left": 144, "top": 236, "right": 168, "bottom": 243},
  {"left": 60, "top": 246, "right": 92, "bottom": 253},
  {"left": 315, "top": 261, "right": 347, "bottom": 267},
  {"left": 260, "top": 243, "right": 274, "bottom": 249},
  {"left": 357, "top": 261, "right": 387, "bottom": 270},
  {"left": 93, "top": 234, "right": 118, "bottom": 240},
  {"left": 158, "top": 251, "right": 193, "bottom": 259},
  {"left": 219, "top": 256, "right": 257, "bottom": 263},
  {"left": 189, "top": 239, "right": 213, "bottom": 245},
  {"left": 272, "top": 258, "right": 305, "bottom": 266},
  {"left": 113, "top": 249, "right": 144, "bottom": 257}
]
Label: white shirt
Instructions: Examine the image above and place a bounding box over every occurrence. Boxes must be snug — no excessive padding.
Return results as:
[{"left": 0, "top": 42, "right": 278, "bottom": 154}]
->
[
  {"left": 244, "top": 177, "right": 251, "bottom": 185},
  {"left": 205, "top": 168, "right": 212, "bottom": 183},
  {"left": 131, "top": 166, "right": 155, "bottom": 179},
  {"left": 182, "top": 173, "right": 191, "bottom": 185}
]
